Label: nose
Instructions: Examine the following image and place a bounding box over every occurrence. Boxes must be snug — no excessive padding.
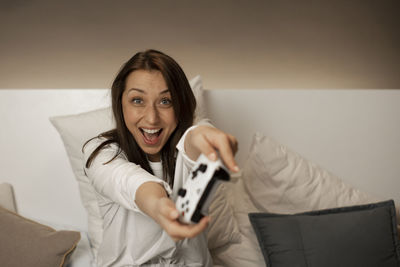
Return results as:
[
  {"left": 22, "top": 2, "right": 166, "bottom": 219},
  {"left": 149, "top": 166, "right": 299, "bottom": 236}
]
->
[{"left": 144, "top": 104, "right": 160, "bottom": 124}]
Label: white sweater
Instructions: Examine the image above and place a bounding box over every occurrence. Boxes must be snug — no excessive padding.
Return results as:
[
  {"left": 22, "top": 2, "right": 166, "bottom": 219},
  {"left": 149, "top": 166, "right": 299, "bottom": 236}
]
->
[{"left": 83, "top": 126, "right": 212, "bottom": 267}]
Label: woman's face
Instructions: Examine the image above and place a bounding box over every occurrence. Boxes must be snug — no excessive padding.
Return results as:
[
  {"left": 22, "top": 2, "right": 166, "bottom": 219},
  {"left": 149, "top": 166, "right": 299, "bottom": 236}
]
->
[{"left": 122, "top": 69, "right": 177, "bottom": 162}]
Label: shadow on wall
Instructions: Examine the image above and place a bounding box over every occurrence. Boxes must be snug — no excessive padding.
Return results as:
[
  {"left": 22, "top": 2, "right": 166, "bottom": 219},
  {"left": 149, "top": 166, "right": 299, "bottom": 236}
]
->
[{"left": 0, "top": 0, "right": 399, "bottom": 89}]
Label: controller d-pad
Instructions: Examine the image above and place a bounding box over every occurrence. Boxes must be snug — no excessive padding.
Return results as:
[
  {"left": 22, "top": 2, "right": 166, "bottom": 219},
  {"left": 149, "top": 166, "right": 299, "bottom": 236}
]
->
[{"left": 192, "top": 164, "right": 208, "bottom": 179}]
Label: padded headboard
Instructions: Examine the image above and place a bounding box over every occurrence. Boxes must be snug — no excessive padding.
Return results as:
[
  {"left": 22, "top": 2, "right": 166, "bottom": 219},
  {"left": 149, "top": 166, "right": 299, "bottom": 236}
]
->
[{"left": 1, "top": 88, "right": 399, "bottom": 231}]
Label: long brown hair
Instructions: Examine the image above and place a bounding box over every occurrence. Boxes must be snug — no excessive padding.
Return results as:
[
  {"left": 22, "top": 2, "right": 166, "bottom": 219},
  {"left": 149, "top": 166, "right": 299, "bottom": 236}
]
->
[{"left": 84, "top": 49, "right": 196, "bottom": 187}]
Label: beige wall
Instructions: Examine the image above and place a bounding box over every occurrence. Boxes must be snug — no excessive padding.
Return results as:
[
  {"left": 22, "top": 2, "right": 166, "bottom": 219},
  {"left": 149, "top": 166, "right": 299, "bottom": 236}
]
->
[{"left": 1, "top": 0, "right": 399, "bottom": 89}]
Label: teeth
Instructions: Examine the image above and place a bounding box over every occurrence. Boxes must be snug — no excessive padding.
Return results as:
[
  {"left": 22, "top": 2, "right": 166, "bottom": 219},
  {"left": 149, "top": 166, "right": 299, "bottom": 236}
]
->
[{"left": 141, "top": 128, "right": 161, "bottom": 134}]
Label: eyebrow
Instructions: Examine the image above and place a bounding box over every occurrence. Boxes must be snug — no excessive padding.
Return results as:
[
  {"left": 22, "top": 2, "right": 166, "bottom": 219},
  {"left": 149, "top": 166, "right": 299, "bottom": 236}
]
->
[{"left": 127, "top": 88, "right": 170, "bottom": 95}]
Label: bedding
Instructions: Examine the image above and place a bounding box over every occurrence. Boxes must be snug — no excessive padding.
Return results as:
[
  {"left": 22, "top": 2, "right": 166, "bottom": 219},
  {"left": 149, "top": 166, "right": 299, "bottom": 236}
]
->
[
  {"left": 50, "top": 110, "right": 400, "bottom": 267},
  {"left": 249, "top": 200, "right": 400, "bottom": 267},
  {"left": 210, "top": 132, "right": 398, "bottom": 267},
  {"left": 46, "top": 82, "right": 399, "bottom": 266},
  {"left": 2, "top": 84, "right": 400, "bottom": 267}
]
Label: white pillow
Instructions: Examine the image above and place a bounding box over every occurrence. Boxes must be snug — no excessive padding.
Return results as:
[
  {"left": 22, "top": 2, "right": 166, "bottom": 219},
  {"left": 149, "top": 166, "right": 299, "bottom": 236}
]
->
[
  {"left": 243, "top": 132, "right": 380, "bottom": 214},
  {"left": 50, "top": 75, "right": 207, "bottom": 259},
  {"left": 50, "top": 107, "right": 114, "bottom": 259}
]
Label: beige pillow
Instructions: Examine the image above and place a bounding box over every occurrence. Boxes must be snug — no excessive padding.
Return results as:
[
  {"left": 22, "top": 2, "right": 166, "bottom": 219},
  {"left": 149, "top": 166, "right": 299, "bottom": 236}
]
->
[
  {"left": 190, "top": 75, "right": 208, "bottom": 124},
  {"left": 209, "top": 173, "right": 266, "bottom": 267},
  {"left": 0, "top": 206, "right": 81, "bottom": 267},
  {"left": 211, "top": 212, "right": 265, "bottom": 267},
  {"left": 243, "top": 132, "right": 380, "bottom": 214},
  {"left": 207, "top": 184, "right": 241, "bottom": 250},
  {"left": 0, "top": 183, "right": 17, "bottom": 212}
]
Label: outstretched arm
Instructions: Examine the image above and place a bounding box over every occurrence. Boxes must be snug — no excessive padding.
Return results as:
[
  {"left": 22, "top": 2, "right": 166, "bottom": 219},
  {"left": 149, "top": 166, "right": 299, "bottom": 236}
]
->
[
  {"left": 137, "top": 125, "right": 239, "bottom": 241},
  {"left": 135, "top": 181, "right": 209, "bottom": 241}
]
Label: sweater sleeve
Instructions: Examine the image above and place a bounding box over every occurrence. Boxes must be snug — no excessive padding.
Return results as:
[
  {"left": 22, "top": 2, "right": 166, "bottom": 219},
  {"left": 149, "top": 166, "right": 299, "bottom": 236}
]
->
[
  {"left": 175, "top": 118, "right": 214, "bottom": 167},
  {"left": 83, "top": 138, "right": 172, "bottom": 214}
]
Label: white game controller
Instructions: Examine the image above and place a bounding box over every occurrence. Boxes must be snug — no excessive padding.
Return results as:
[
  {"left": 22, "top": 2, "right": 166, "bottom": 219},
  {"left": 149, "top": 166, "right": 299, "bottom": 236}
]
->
[{"left": 175, "top": 153, "right": 230, "bottom": 224}]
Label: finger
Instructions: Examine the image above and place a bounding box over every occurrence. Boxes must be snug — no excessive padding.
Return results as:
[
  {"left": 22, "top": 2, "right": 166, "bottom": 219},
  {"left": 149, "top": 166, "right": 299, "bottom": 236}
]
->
[
  {"left": 198, "top": 135, "right": 218, "bottom": 161},
  {"left": 169, "top": 216, "right": 210, "bottom": 240},
  {"left": 188, "top": 216, "right": 210, "bottom": 237},
  {"left": 213, "top": 135, "right": 239, "bottom": 173},
  {"left": 228, "top": 134, "right": 239, "bottom": 155},
  {"left": 183, "top": 216, "right": 210, "bottom": 238}
]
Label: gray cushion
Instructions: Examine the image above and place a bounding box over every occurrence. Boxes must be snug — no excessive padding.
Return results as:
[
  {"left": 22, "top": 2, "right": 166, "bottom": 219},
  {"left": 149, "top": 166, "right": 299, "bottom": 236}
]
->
[{"left": 249, "top": 200, "right": 400, "bottom": 267}]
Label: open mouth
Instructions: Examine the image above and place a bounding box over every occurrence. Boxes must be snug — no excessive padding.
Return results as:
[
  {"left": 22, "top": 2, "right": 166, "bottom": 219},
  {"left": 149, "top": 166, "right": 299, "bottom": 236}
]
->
[{"left": 139, "top": 128, "right": 163, "bottom": 145}]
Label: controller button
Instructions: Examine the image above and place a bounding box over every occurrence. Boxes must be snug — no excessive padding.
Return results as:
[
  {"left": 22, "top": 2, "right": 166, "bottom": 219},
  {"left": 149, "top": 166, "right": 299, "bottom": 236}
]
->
[
  {"left": 178, "top": 188, "right": 187, "bottom": 197},
  {"left": 199, "top": 164, "right": 207, "bottom": 173},
  {"left": 186, "top": 200, "right": 189, "bottom": 205},
  {"left": 196, "top": 188, "right": 201, "bottom": 195}
]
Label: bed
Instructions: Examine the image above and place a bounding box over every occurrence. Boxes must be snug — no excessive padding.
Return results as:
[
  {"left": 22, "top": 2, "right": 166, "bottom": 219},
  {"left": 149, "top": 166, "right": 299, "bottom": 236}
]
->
[{"left": 1, "top": 76, "right": 400, "bottom": 266}]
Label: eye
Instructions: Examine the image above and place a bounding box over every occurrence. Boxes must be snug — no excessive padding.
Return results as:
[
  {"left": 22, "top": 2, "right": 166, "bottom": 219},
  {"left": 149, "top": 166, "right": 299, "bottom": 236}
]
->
[
  {"left": 160, "top": 97, "right": 172, "bottom": 106},
  {"left": 131, "top": 97, "right": 143, "bottom": 105}
]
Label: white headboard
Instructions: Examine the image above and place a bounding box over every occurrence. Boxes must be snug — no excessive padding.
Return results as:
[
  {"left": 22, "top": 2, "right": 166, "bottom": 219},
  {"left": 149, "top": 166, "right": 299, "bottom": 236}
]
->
[
  {"left": 1, "top": 88, "right": 399, "bottom": 231},
  {"left": 1, "top": 89, "right": 110, "bottom": 230}
]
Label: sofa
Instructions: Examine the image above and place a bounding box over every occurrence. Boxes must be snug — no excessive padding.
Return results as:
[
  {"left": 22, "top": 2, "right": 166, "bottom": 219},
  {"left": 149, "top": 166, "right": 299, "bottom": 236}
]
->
[{"left": 1, "top": 77, "right": 400, "bottom": 266}]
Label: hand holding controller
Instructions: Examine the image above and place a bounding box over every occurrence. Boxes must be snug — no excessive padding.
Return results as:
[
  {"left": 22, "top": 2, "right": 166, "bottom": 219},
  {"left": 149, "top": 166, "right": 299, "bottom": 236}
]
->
[{"left": 175, "top": 154, "right": 230, "bottom": 224}]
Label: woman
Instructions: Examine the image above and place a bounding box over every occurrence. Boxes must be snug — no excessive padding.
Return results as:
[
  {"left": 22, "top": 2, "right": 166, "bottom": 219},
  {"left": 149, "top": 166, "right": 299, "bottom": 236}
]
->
[{"left": 83, "top": 49, "right": 238, "bottom": 266}]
